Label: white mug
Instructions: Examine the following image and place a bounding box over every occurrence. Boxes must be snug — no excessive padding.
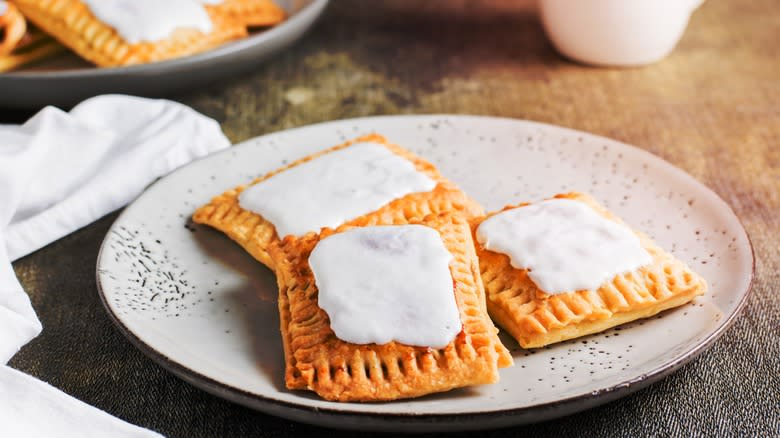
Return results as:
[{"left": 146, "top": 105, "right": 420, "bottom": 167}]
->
[{"left": 539, "top": 0, "right": 705, "bottom": 67}]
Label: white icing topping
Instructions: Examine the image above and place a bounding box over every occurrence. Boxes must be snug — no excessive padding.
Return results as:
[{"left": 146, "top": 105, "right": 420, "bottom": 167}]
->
[
  {"left": 195, "top": 0, "right": 223, "bottom": 4},
  {"left": 476, "top": 198, "right": 652, "bottom": 294},
  {"left": 309, "top": 225, "right": 461, "bottom": 348},
  {"left": 239, "top": 142, "right": 437, "bottom": 238},
  {"left": 81, "top": 0, "right": 213, "bottom": 44}
]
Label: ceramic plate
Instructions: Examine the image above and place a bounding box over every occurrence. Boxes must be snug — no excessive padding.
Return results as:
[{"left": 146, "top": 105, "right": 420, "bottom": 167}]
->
[
  {"left": 96, "top": 115, "right": 753, "bottom": 432},
  {"left": 0, "top": 0, "right": 328, "bottom": 109}
]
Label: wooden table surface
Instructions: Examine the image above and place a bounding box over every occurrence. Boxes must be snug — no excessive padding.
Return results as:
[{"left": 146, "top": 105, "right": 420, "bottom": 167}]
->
[{"left": 5, "top": 0, "right": 779, "bottom": 436}]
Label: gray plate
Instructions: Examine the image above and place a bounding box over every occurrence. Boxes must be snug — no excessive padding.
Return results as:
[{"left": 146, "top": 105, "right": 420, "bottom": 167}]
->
[{"left": 0, "top": 0, "right": 328, "bottom": 109}]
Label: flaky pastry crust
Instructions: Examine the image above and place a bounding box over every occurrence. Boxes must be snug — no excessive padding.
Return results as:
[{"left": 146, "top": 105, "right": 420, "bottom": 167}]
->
[
  {"left": 13, "top": 0, "right": 247, "bottom": 66},
  {"left": 473, "top": 192, "right": 707, "bottom": 349},
  {"left": 193, "top": 134, "right": 485, "bottom": 271},
  {"left": 271, "top": 213, "right": 512, "bottom": 401}
]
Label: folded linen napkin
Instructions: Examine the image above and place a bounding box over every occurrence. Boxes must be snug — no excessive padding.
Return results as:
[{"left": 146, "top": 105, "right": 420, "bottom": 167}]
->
[{"left": 0, "top": 94, "right": 231, "bottom": 436}]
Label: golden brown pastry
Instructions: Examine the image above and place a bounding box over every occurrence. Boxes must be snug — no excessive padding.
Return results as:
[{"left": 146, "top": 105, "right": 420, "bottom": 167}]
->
[
  {"left": 12, "top": 0, "right": 247, "bottom": 67},
  {"left": 204, "top": 0, "right": 286, "bottom": 28},
  {"left": 271, "top": 212, "right": 513, "bottom": 401},
  {"left": 0, "top": 3, "right": 64, "bottom": 72},
  {"left": 193, "top": 134, "right": 485, "bottom": 271},
  {"left": 473, "top": 192, "right": 707, "bottom": 349},
  {"left": 1, "top": 1, "right": 26, "bottom": 56}
]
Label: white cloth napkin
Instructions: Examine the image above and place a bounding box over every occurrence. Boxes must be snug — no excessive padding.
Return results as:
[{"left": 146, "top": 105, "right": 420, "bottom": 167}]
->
[{"left": 0, "top": 94, "right": 231, "bottom": 436}]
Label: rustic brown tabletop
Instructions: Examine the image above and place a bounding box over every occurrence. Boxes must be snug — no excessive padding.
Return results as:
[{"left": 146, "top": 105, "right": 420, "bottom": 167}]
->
[{"left": 5, "top": 0, "right": 779, "bottom": 436}]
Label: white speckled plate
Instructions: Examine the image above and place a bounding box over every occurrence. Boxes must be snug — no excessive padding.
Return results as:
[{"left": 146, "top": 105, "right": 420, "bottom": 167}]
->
[{"left": 96, "top": 115, "right": 753, "bottom": 432}]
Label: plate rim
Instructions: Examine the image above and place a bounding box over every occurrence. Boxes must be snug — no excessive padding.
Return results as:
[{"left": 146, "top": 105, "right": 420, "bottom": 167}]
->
[
  {"left": 95, "top": 114, "right": 755, "bottom": 431},
  {"left": 1, "top": 0, "right": 329, "bottom": 79}
]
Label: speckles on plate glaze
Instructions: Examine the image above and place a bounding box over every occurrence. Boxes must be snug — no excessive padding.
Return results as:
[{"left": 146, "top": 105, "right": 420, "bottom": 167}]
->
[
  {"left": 503, "top": 297, "right": 722, "bottom": 400},
  {"left": 405, "top": 118, "right": 733, "bottom": 277},
  {"left": 102, "top": 225, "right": 203, "bottom": 318},
  {"left": 96, "top": 116, "right": 752, "bottom": 419},
  {"left": 354, "top": 116, "right": 736, "bottom": 397}
]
